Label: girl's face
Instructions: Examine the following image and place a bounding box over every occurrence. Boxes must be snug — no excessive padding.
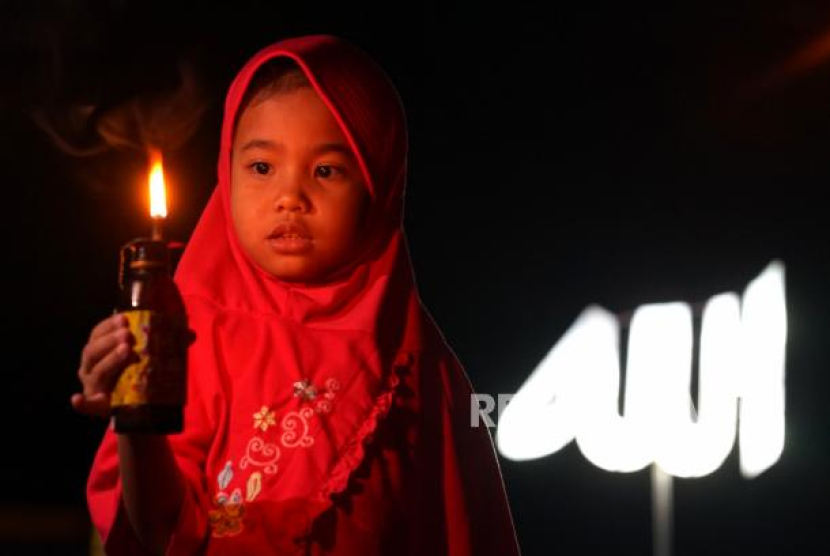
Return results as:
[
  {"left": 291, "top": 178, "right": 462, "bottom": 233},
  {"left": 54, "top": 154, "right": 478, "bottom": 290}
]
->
[{"left": 231, "top": 87, "right": 370, "bottom": 284}]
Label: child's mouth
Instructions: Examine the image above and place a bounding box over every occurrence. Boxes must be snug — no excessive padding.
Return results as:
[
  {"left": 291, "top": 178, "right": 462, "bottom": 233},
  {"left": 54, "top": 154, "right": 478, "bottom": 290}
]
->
[
  {"left": 269, "top": 236, "right": 313, "bottom": 254},
  {"left": 267, "top": 222, "right": 313, "bottom": 254}
]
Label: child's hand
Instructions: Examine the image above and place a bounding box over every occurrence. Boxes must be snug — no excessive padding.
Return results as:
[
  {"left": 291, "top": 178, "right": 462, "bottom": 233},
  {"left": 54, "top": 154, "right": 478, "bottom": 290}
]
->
[{"left": 71, "top": 313, "right": 133, "bottom": 418}]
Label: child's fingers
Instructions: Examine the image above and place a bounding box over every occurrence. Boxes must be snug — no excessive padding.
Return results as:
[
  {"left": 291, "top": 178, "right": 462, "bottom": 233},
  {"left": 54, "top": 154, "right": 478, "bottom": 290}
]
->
[
  {"left": 74, "top": 314, "right": 133, "bottom": 419},
  {"left": 70, "top": 392, "right": 111, "bottom": 418},
  {"left": 89, "top": 313, "right": 128, "bottom": 342},
  {"left": 79, "top": 327, "right": 131, "bottom": 377},
  {"left": 83, "top": 342, "right": 131, "bottom": 395}
]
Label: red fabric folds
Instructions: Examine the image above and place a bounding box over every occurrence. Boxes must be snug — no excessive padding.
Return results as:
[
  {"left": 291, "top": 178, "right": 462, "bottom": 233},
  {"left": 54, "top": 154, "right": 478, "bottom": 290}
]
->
[{"left": 86, "top": 34, "right": 521, "bottom": 555}]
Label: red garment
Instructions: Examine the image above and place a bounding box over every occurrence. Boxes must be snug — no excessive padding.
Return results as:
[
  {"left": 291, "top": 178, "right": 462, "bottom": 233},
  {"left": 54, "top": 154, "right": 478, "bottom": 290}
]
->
[{"left": 87, "top": 35, "right": 521, "bottom": 555}]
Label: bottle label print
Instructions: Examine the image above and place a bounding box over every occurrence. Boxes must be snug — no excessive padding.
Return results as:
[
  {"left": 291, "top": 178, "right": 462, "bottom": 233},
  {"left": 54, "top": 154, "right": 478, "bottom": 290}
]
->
[{"left": 111, "top": 310, "right": 187, "bottom": 407}]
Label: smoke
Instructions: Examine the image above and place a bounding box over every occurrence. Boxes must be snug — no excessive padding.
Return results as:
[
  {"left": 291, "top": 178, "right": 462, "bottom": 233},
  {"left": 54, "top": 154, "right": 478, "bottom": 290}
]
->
[
  {"left": 32, "top": 57, "right": 210, "bottom": 158},
  {"left": 3, "top": 0, "right": 215, "bottom": 163}
]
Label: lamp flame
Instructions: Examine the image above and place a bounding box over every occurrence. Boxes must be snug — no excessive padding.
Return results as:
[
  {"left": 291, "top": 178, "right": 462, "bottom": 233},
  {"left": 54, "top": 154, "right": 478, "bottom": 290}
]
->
[{"left": 149, "top": 151, "right": 167, "bottom": 219}]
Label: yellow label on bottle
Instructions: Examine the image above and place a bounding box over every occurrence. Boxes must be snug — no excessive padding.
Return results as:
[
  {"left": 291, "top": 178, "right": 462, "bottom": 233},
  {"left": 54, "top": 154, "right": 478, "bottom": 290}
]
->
[{"left": 111, "top": 310, "right": 186, "bottom": 407}]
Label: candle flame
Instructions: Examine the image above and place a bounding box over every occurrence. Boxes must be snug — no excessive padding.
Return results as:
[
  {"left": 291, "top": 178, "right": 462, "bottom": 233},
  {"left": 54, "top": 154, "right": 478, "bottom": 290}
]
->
[{"left": 149, "top": 151, "right": 167, "bottom": 218}]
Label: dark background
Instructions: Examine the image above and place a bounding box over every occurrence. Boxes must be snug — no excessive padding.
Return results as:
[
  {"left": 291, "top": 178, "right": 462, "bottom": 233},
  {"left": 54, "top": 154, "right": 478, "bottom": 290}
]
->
[{"left": 1, "top": 1, "right": 828, "bottom": 554}]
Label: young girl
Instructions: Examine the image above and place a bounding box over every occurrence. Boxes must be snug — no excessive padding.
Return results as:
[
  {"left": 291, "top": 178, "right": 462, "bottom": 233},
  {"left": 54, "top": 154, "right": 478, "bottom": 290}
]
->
[{"left": 74, "top": 35, "right": 521, "bottom": 555}]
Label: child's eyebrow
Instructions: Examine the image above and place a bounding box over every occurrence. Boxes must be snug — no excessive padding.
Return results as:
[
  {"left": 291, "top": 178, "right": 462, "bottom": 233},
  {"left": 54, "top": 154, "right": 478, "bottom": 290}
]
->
[
  {"left": 238, "top": 139, "right": 281, "bottom": 153},
  {"left": 312, "top": 143, "right": 355, "bottom": 159},
  {"left": 236, "top": 140, "right": 354, "bottom": 159}
]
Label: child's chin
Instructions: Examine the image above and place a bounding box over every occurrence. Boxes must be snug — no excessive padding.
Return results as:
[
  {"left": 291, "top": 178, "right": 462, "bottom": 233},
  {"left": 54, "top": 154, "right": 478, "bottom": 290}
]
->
[
  {"left": 268, "top": 268, "right": 312, "bottom": 283},
  {"left": 261, "top": 257, "right": 351, "bottom": 286},
  {"left": 263, "top": 262, "right": 320, "bottom": 285}
]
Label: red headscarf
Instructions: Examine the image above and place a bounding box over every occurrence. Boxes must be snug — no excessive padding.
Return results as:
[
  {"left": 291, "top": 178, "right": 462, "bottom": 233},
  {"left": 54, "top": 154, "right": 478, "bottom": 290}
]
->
[{"left": 87, "top": 35, "right": 520, "bottom": 556}]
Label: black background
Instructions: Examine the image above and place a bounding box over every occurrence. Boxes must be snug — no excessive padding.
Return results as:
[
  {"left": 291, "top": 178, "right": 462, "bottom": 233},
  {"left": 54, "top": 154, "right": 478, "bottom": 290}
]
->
[{"left": 1, "top": 1, "right": 828, "bottom": 554}]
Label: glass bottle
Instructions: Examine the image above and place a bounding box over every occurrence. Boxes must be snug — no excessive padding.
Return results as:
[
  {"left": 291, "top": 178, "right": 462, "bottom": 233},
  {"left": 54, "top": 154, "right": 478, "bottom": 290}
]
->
[{"left": 111, "top": 238, "right": 188, "bottom": 433}]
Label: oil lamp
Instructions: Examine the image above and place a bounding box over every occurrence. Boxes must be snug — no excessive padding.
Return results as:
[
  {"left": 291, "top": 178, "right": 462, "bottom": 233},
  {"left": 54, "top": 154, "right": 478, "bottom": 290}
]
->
[{"left": 110, "top": 149, "right": 188, "bottom": 434}]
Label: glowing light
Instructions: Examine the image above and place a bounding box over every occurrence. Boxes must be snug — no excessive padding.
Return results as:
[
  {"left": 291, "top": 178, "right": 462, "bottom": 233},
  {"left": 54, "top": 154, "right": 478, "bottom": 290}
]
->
[
  {"left": 617, "top": 303, "right": 694, "bottom": 474},
  {"left": 496, "top": 261, "right": 787, "bottom": 479},
  {"left": 571, "top": 306, "right": 652, "bottom": 473},
  {"left": 738, "top": 261, "right": 787, "bottom": 478},
  {"left": 657, "top": 293, "right": 741, "bottom": 478},
  {"left": 494, "top": 306, "right": 608, "bottom": 461},
  {"left": 149, "top": 151, "right": 167, "bottom": 219}
]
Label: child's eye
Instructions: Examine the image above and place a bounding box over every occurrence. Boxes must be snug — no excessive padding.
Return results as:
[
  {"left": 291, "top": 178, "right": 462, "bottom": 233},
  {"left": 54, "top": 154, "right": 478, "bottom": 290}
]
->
[
  {"left": 249, "top": 162, "right": 272, "bottom": 176},
  {"left": 314, "top": 164, "right": 343, "bottom": 180}
]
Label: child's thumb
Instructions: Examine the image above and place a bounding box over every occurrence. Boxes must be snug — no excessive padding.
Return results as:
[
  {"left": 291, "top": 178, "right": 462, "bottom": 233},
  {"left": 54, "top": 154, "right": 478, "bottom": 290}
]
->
[{"left": 70, "top": 392, "right": 110, "bottom": 418}]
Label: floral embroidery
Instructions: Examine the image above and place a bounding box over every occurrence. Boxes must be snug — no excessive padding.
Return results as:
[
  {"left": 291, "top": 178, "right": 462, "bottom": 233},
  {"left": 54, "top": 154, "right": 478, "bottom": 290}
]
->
[
  {"left": 281, "top": 407, "right": 315, "bottom": 448},
  {"left": 209, "top": 492, "right": 246, "bottom": 538},
  {"left": 207, "top": 376, "right": 344, "bottom": 527},
  {"left": 293, "top": 379, "right": 318, "bottom": 401},
  {"left": 230, "top": 487, "right": 242, "bottom": 504},
  {"left": 315, "top": 379, "right": 340, "bottom": 414},
  {"left": 282, "top": 378, "right": 342, "bottom": 445},
  {"left": 253, "top": 405, "right": 276, "bottom": 432},
  {"left": 217, "top": 461, "right": 233, "bottom": 490},
  {"left": 240, "top": 437, "right": 280, "bottom": 474},
  {"left": 246, "top": 472, "right": 262, "bottom": 501},
  {"left": 215, "top": 486, "right": 242, "bottom": 505},
  {"left": 323, "top": 378, "right": 340, "bottom": 395},
  {"left": 292, "top": 378, "right": 341, "bottom": 413}
]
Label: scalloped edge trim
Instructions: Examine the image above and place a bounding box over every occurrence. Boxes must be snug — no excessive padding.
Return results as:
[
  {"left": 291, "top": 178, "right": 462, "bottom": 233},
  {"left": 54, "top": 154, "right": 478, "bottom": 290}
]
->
[{"left": 312, "top": 352, "right": 411, "bottom": 506}]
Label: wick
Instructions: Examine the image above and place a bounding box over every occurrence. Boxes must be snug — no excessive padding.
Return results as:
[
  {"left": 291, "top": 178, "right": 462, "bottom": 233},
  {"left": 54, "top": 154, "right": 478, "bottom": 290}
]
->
[{"left": 151, "top": 217, "right": 164, "bottom": 240}]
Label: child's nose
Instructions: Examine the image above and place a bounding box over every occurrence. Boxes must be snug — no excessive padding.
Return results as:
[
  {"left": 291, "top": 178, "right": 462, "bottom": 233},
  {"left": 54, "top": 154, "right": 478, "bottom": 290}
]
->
[
  {"left": 273, "top": 174, "right": 310, "bottom": 213},
  {"left": 275, "top": 193, "right": 307, "bottom": 213}
]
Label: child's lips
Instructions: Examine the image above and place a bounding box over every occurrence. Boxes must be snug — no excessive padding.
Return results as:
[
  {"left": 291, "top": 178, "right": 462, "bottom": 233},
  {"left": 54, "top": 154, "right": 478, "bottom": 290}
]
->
[
  {"left": 269, "top": 236, "right": 313, "bottom": 254},
  {"left": 267, "top": 221, "right": 313, "bottom": 254}
]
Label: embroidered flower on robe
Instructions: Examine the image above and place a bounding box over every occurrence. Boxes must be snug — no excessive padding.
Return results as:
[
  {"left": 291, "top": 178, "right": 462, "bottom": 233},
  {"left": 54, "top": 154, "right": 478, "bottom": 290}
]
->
[
  {"left": 252, "top": 406, "right": 276, "bottom": 432},
  {"left": 293, "top": 378, "right": 340, "bottom": 413},
  {"left": 208, "top": 500, "right": 246, "bottom": 538},
  {"left": 217, "top": 461, "right": 233, "bottom": 490},
  {"left": 293, "top": 379, "right": 318, "bottom": 401}
]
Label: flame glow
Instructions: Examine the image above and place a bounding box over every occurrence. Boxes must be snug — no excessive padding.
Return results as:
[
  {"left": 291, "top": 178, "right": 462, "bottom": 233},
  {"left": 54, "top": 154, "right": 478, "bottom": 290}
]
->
[{"left": 149, "top": 151, "right": 167, "bottom": 219}]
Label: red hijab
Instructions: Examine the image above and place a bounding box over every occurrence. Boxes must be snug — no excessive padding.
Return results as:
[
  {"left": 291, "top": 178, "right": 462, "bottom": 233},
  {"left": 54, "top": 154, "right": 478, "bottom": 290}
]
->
[
  {"left": 177, "top": 34, "right": 413, "bottom": 330},
  {"left": 88, "top": 35, "right": 520, "bottom": 555}
]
